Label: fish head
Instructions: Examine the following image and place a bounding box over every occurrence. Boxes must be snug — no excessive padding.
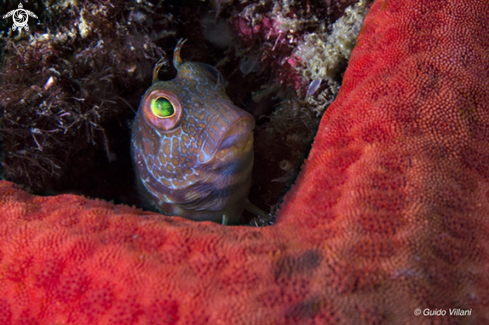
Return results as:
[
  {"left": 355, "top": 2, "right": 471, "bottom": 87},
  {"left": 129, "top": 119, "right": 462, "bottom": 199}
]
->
[{"left": 131, "top": 40, "right": 255, "bottom": 223}]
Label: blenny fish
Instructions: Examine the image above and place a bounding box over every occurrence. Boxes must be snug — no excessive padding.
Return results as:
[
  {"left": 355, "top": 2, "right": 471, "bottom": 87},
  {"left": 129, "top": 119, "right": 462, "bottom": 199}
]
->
[{"left": 131, "top": 39, "right": 255, "bottom": 224}]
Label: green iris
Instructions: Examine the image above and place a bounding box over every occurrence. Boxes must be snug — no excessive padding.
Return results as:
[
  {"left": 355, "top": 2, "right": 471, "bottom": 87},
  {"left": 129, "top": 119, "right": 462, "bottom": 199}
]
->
[{"left": 151, "top": 97, "right": 174, "bottom": 118}]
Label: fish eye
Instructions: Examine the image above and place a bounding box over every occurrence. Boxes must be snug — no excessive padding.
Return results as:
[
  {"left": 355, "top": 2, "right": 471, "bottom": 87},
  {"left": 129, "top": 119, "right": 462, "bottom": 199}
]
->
[
  {"left": 151, "top": 97, "right": 175, "bottom": 118},
  {"left": 142, "top": 90, "right": 182, "bottom": 130}
]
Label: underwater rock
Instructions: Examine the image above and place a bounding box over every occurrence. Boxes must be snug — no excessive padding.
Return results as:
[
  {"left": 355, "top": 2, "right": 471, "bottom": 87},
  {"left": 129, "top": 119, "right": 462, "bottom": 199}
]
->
[
  {"left": 231, "top": 0, "right": 369, "bottom": 214},
  {"left": 0, "top": 0, "right": 368, "bottom": 223},
  {"left": 0, "top": 0, "right": 168, "bottom": 193},
  {"left": 1, "top": 0, "right": 489, "bottom": 323}
]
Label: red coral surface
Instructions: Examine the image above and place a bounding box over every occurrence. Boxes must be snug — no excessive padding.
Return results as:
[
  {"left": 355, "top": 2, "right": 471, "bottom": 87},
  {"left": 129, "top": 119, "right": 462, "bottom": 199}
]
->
[{"left": 1, "top": 0, "right": 489, "bottom": 323}]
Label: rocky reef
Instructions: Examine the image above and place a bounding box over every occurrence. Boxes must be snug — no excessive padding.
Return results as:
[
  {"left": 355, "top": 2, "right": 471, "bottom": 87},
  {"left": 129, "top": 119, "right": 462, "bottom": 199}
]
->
[
  {"left": 0, "top": 0, "right": 169, "bottom": 198},
  {"left": 0, "top": 0, "right": 368, "bottom": 224},
  {"left": 0, "top": 0, "right": 488, "bottom": 322}
]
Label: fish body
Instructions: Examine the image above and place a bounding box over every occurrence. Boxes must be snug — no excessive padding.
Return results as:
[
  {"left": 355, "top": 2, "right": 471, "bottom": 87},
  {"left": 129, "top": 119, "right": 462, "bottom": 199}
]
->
[{"left": 131, "top": 40, "right": 254, "bottom": 223}]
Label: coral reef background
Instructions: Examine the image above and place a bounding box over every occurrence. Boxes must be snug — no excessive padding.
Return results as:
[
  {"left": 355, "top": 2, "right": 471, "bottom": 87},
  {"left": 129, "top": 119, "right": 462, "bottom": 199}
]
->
[{"left": 0, "top": 0, "right": 368, "bottom": 223}]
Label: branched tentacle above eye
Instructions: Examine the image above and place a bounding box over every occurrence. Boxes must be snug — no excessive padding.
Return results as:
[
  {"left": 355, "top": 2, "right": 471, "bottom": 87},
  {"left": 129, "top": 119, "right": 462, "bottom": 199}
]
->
[{"left": 152, "top": 57, "right": 166, "bottom": 83}]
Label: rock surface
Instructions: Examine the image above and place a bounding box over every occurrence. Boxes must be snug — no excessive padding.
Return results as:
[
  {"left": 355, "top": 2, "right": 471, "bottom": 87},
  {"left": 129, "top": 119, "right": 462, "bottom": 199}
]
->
[{"left": 0, "top": 0, "right": 488, "bottom": 323}]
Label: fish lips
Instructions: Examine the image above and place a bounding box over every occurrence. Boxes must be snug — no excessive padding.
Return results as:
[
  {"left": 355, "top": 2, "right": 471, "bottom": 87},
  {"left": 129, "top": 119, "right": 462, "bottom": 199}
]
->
[{"left": 211, "top": 112, "right": 255, "bottom": 164}]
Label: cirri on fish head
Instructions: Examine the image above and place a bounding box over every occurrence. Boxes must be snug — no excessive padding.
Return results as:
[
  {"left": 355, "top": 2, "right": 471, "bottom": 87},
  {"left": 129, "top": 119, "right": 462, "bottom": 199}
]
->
[{"left": 131, "top": 39, "right": 255, "bottom": 224}]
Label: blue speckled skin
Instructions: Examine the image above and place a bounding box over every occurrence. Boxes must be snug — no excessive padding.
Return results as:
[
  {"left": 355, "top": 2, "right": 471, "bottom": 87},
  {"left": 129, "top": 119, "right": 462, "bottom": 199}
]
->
[{"left": 131, "top": 40, "right": 255, "bottom": 223}]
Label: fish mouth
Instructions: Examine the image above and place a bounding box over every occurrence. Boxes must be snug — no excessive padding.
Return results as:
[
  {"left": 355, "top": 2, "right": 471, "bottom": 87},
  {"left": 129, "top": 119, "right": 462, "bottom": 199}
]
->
[
  {"left": 214, "top": 112, "right": 255, "bottom": 161},
  {"left": 195, "top": 108, "right": 255, "bottom": 165},
  {"left": 217, "top": 116, "right": 254, "bottom": 154}
]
